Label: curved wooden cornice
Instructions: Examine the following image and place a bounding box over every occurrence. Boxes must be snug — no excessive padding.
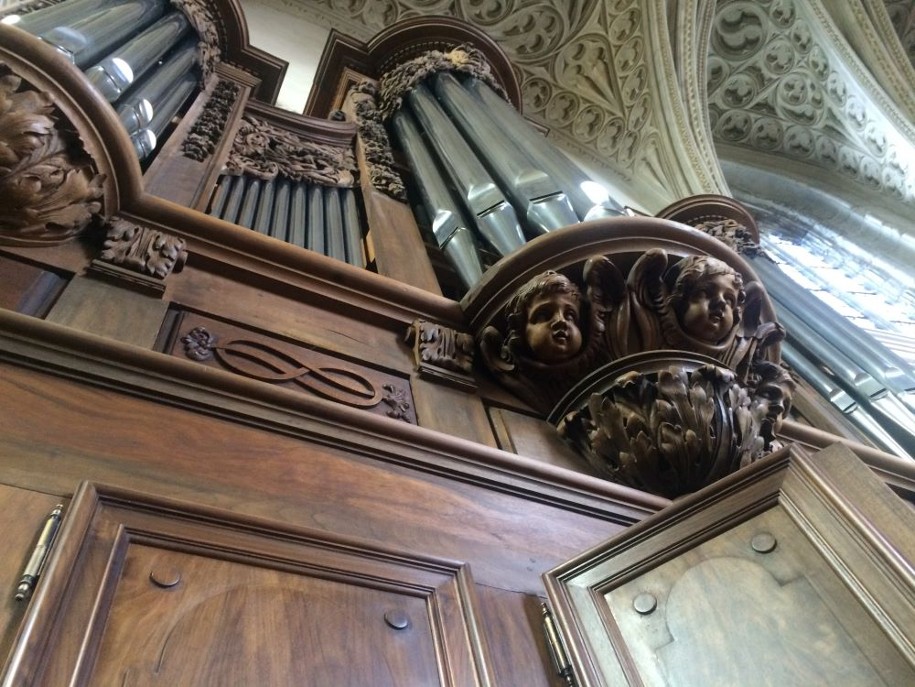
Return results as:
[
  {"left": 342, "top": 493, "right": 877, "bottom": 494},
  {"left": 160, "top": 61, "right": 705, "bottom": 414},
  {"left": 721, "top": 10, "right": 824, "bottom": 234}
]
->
[
  {"left": 656, "top": 193, "right": 761, "bottom": 244},
  {"left": 1, "top": 25, "right": 141, "bottom": 220},
  {"left": 304, "top": 15, "right": 522, "bottom": 119},
  {"left": 461, "top": 216, "right": 775, "bottom": 332}
]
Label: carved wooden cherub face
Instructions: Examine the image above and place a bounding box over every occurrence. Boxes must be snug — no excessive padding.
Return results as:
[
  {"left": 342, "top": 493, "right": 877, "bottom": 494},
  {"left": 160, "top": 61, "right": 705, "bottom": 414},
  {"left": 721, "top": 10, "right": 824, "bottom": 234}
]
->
[
  {"left": 508, "top": 271, "right": 583, "bottom": 364},
  {"left": 671, "top": 258, "right": 745, "bottom": 344},
  {"left": 525, "top": 290, "right": 582, "bottom": 364}
]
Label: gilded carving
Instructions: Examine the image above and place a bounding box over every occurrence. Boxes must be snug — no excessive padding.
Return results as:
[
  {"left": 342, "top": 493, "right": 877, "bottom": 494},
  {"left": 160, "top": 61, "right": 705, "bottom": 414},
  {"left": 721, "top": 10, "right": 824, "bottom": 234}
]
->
[
  {"left": 98, "top": 218, "right": 188, "bottom": 279},
  {"left": 0, "top": 69, "right": 104, "bottom": 246},
  {"left": 225, "top": 114, "right": 356, "bottom": 186},
  {"left": 182, "top": 79, "right": 240, "bottom": 162}
]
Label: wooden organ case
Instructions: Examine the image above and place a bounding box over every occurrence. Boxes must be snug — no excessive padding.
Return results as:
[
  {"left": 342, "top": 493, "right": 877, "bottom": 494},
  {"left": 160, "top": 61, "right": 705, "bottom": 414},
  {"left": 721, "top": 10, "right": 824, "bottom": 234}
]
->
[{"left": 0, "top": 3, "right": 913, "bottom": 685}]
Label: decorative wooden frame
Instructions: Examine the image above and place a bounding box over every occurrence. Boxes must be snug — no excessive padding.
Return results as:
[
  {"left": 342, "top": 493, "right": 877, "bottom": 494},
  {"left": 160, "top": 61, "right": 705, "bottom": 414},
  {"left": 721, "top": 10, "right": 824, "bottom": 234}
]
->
[{"left": 543, "top": 443, "right": 915, "bottom": 686}]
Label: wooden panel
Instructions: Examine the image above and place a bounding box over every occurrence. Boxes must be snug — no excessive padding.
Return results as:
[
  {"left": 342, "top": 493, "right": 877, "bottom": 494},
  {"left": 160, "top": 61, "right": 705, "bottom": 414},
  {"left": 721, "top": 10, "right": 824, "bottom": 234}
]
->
[
  {"left": 412, "top": 376, "right": 498, "bottom": 448},
  {"left": 0, "top": 361, "right": 639, "bottom": 593},
  {"left": 45, "top": 277, "right": 168, "bottom": 348},
  {"left": 544, "top": 444, "right": 915, "bottom": 686},
  {"left": 488, "top": 406, "right": 591, "bottom": 473},
  {"left": 0, "top": 255, "right": 66, "bottom": 317},
  {"left": 6, "top": 483, "right": 494, "bottom": 686},
  {"left": 0, "top": 485, "right": 63, "bottom": 668}
]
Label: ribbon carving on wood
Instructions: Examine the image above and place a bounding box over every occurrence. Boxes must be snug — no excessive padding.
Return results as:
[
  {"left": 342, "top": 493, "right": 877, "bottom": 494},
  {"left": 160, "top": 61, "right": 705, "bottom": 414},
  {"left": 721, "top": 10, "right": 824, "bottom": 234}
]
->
[{"left": 174, "top": 316, "right": 415, "bottom": 423}]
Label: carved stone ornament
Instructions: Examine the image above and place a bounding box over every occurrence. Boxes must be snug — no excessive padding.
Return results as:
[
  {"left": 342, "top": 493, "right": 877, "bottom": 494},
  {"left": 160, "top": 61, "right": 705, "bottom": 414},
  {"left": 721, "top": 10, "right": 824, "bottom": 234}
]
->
[
  {"left": 225, "top": 114, "right": 356, "bottom": 187},
  {"left": 182, "top": 80, "right": 239, "bottom": 162},
  {"left": 0, "top": 68, "right": 105, "bottom": 246},
  {"left": 377, "top": 44, "right": 508, "bottom": 121},
  {"left": 347, "top": 81, "right": 407, "bottom": 202},
  {"left": 477, "top": 243, "right": 794, "bottom": 499},
  {"left": 405, "top": 318, "right": 476, "bottom": 390},
  {"left": 172, "top": 315, "right": 416, "bottom": 423}
]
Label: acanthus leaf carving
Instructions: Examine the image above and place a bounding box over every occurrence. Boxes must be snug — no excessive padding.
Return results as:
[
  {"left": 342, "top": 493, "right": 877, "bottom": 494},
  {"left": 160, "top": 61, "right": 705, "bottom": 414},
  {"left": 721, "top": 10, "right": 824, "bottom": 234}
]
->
[
  {"left": 347, "top": 81, "right": 407, "bottom": 202},
  {"left": 98, "top": 218, "right": 188, "bottom": 279},
  {"left": 225, "top": 114, "right": 356, "bottom": 187},
  {"left": 405, "top": 318, "right": 476, "bottom": 390},
  {"left": 0, "top": 69, "right": 105, "bottom": 246},
  {"left": 170, "top": 0, "right": 221, "bottom": 83},
  {"left": 182, "top": 79, "right": 239, "bottom": 162}
]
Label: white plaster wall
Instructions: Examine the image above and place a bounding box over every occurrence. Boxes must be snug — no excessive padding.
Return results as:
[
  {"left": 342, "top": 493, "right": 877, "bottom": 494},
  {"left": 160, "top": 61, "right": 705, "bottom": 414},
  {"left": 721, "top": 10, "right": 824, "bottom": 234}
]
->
[{"left": 239, "top": 0, "right": 329, "bottom": 113}]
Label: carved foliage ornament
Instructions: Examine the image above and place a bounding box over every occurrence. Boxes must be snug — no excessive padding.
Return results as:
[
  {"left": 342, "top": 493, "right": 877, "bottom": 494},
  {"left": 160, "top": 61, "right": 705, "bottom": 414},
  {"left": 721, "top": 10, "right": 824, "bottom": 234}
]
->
[
  {"left": 480, "top": 251, "right": 794, "bottom": 498},
  {"left": 377, "top": 44, "right": 508, "bottom": 120},
  {"left": 0, "top": 69, "right": 104, "bottom": 246},
  {"left": 348, "top": 82, "right": 407, "bottom": 201},
  {"left": 170, "top": 0, "right": 221, "bottom": 83},
  {"left": 225, "top": 114, "right": 356, "bottom": 187},
  {"left": 182, "top": 80, "right": 239, "bottom": 162},
  {"left": 99, "top": 218, "right": 188, "bottom": 279}
]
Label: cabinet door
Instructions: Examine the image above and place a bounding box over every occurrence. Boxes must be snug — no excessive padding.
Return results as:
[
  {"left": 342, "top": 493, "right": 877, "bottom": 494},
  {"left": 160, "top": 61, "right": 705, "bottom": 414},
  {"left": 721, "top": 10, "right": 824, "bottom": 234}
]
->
[
  {"left": 3, "top": 483, "right": 494, "bottom": 686},
  {"left": 543, "top": 444, "right": 915, "bottom": 686}
]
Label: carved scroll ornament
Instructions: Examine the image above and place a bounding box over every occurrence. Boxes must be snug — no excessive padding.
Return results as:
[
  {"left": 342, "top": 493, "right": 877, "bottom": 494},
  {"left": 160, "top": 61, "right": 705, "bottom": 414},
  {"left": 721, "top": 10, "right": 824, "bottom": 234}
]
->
[
  {"left": 225, "top": 114, "right": 356, "bottom": 187},
  {"left": 0, "top": 69, "right": 104, "bottom": 246},
  {"left": 478, "top": 250, "right": 794, "bottom": 498}
]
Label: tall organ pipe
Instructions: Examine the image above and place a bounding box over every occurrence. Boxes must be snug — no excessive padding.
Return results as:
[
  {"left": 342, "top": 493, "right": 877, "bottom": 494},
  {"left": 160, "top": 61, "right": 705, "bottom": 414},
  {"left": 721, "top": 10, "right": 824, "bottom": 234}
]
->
[
  {"left": 406, "top": 83, "right": 525, "bottom": 258},
  {"left": 12, "top": 0, "right": 120, "bottom": 37},
  {"left": 433, "top": 72, "right": 578, "bottom": 236},
  {"left": 37, "top": 0, "right": 166, "bottom": 68},
  {"left": 464, "top": 77, "right": 624, "bottom": 221},
  {"left": 391, "top": 108, "right": 484, "bottom": 288},
  {"left": 86, "top": 11, "right": 189, "bottom": 102},
  {"left": 128, "top": 58, "right": 197, "bottom": 158}
]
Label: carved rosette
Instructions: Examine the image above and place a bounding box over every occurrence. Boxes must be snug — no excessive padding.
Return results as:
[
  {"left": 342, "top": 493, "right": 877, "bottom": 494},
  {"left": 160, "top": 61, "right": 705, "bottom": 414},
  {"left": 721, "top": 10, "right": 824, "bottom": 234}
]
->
[
  {"left": 0, "top": 68, "right": 105, "bottom": 246},
  {"left": 472, "top": 214, "right": 794, "bottom": 498}
]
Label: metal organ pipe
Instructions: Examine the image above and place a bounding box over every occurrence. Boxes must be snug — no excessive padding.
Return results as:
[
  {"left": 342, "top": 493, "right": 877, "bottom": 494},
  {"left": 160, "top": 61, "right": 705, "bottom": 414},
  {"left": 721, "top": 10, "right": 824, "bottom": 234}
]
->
[
  {"left": 405, "top": 83, "right": 526, "bottom": 259},
  {"left": 391, "top": 108, "right": 484, "bottom": 289},
  {"left": 432, "top": 72, "right": 578, "bottom": 236},
  {"left": 463, "top": 76, "right": 624, "bottom": 221},
  {"left": 37, "top": 0, "right": 166, "bottom": 67},
  {"left": 85, "top": 11, "right": 189, "bottom": 102}
]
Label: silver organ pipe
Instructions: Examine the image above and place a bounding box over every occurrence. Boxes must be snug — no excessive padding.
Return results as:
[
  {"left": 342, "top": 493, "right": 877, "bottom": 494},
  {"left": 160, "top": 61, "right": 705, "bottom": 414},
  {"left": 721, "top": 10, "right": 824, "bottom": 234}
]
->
[
  {"left": 405, "top": 82, "right": 526, "bottom": 258},
  {"left": 432, "top": 72, "right": 578, "bottom": 236},
  {"left": 85, "top": 11, "right": 189, "bottom": 102},
  {"left": 391, "top": 108, "right": 483, "bottom": 289},
  {"left": 463, "top": 76, "right": 624, "bottom": 221}
]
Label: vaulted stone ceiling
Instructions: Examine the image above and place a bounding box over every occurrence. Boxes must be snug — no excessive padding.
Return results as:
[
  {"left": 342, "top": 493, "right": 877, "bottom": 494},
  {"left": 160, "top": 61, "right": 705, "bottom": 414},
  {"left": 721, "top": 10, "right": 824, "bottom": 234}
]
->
[{"left": 257, "top": 0, "right": 915, "bottom": 224}]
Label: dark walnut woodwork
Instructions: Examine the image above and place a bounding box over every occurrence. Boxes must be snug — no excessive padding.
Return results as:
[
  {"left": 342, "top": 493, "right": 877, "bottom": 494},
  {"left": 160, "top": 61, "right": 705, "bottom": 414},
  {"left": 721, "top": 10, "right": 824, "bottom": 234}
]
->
[
  {"left": 164, "top": 310, "right": 418, "bottom": 424},
  {"left": 405, "top": 318, "right": 476, "bottom": 390},
  {"left": 544, "top": 443, "right": 915, "bottom": 686},
  {"left": 5, "top": 483, "right": 494, "bottom": 686},
  {"left": 469, "top": 211, "right": 793, "bottom": 498},
  {"left": 0, "top": 65, "right": 104, "bottom": 246}
]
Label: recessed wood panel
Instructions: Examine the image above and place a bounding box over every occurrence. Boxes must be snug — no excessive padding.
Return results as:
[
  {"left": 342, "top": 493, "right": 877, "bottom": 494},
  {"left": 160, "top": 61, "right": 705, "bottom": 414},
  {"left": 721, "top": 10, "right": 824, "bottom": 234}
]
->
[
  {"left": 5, "top": 483, "right": 494, "bottom": 686},
  {"left": 544, "top": 444, "right": 915, "bottom": 686}
]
